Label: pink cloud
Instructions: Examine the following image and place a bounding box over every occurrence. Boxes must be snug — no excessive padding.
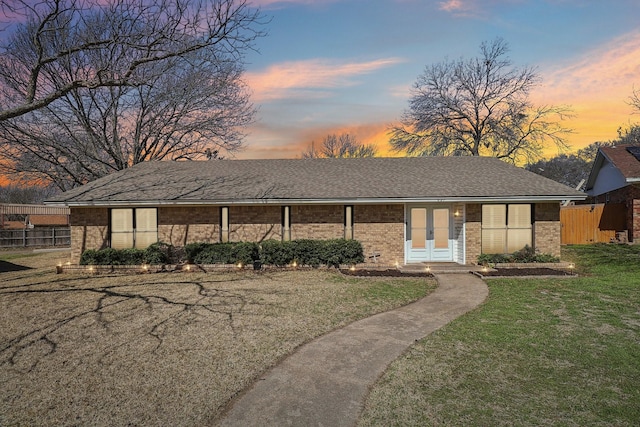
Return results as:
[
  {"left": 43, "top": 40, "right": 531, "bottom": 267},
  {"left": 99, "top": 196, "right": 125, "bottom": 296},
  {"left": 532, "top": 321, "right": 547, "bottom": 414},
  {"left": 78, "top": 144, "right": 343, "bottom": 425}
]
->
[
  {"left": 246, "top": 57, "right": 404, "bottom": 101},
  {"left": 532, "top": 30, "right": 640, "bottom": 150}
]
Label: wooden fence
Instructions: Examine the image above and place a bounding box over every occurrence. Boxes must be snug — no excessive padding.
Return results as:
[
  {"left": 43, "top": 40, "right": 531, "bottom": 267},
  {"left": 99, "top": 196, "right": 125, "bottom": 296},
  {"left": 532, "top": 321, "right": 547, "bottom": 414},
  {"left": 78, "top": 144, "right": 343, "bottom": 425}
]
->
[
  {"left": 560, "top": 203, "right": 627, "bottom": 245},
  {"left": 0, "top": 227, "right": 71, "bottom": 248}
]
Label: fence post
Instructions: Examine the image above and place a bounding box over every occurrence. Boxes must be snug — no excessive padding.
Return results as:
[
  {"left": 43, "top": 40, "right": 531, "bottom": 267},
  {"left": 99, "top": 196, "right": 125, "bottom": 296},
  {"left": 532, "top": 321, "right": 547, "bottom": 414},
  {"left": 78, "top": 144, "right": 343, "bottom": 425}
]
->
[
  {"left": 23, "top": 228, "right": 27, "bottom": 247},
  {"left": 53, "top": 228, "right": 56, "bottom": 246}
]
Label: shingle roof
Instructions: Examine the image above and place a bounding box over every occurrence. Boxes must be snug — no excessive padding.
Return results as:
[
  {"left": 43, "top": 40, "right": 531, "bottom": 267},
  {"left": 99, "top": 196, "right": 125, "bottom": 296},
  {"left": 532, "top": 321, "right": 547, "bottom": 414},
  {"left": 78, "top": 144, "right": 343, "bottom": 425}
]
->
[
  {"left": 600, "top": 145, "right": 640, "bottom": 180},
  {"left": 46, "top": 157, "right": 586, "bottom": 206}
]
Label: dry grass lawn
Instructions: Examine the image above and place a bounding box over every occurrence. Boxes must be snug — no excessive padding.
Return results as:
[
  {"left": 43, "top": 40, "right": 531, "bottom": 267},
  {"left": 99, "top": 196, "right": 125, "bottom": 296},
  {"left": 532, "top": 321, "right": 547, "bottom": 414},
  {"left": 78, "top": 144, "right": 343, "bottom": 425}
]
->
[{"left": 0, "top": 250, "right": 434, "bottom": 426}]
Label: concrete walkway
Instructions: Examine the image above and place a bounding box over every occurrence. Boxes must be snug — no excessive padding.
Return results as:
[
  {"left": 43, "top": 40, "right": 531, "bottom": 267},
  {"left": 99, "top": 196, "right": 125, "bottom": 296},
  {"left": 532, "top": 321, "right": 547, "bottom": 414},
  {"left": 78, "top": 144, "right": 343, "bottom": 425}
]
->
[{"left": 217, "top": 273, "right": 489, "bottom": 427}]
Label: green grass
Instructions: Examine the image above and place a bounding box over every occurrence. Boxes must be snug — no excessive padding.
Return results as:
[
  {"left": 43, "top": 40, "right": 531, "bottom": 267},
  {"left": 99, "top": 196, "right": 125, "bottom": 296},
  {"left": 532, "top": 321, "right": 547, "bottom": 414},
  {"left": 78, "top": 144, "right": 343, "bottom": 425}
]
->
[{"left": 359, "top": 245, "right": 640, "bottom": 426}]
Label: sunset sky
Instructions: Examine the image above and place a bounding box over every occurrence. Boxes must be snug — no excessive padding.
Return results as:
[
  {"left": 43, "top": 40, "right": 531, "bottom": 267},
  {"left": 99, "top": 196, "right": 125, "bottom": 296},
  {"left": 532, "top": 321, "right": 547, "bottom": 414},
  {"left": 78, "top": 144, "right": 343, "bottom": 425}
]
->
[{"left": 240, "top": 0, "right": 640, "bottom": 159}]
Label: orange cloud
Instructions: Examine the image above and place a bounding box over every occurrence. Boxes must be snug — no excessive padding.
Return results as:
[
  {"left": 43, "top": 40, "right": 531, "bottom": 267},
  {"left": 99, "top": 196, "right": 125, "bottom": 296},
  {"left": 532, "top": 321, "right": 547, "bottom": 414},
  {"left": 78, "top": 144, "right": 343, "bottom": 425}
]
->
[
  {"left": 239, "top": 121, "right": 400, "bottom": 159},
  {"left": 246, "top": 58, "right": 404, "bottom": 101},
  {"left": 533, "top": 30, "right": 640, "bottom": 152}
]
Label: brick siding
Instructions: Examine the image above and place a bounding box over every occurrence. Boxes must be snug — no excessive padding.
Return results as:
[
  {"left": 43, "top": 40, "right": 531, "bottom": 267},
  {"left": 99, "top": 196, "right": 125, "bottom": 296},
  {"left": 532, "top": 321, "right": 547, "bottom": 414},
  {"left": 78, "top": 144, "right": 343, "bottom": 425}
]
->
[
  {"left": 69, "top": 207, "right": 109, "bottom": 263},
  {"left": 290, "top": 205, "right": 343, "bottom": 240},
  {"left": 534, "top": 203, "right": 561, "bottom": 257},
  {"left": 354, "top": 204, "right": 404, "bottom": 265},
  {"left": 158, "top": 206, "right": 220, "bottom": 246},
  {"left": 465, "top": 204, "right": 482, "bottom": 265},
  {"left": 229, "top": 206, "right": 282, "bottom": 242}
]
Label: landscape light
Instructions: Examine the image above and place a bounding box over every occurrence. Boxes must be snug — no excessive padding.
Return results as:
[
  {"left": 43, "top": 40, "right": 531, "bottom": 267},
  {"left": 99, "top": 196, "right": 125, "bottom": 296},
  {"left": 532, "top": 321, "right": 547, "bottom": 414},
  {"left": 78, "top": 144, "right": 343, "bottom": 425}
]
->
[
  {"left": 292, "top": 261, "right": 297, "bottom": 268},
  {"left": 349, "top": 265, "right": 356, "bottom": 271},
  {"left": 425, "top": 266, "right": 431, "bottom": 273},
  {"left": 236, "top": 262, "right": 243, "bottom": 269},
  {"left": 185, "top": 264, "right": 191, "bottom": 271}
]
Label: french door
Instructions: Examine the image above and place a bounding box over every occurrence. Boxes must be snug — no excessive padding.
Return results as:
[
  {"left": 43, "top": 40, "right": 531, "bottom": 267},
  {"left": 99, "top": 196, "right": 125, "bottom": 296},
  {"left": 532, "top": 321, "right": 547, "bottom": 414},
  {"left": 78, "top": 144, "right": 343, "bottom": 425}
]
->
[{"left": 406, "top": 205, "right": 453, "bottom": 262}]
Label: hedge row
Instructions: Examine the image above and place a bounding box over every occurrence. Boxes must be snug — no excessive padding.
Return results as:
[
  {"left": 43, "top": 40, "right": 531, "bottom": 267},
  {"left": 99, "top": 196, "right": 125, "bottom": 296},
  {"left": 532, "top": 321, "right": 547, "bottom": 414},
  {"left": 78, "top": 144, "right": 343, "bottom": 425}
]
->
[
  {"left": 80, "top": 239, "right": 364, "bottom": 268},
  {"left": 80, "top": 242, "right": 171, "bottom": 265}
]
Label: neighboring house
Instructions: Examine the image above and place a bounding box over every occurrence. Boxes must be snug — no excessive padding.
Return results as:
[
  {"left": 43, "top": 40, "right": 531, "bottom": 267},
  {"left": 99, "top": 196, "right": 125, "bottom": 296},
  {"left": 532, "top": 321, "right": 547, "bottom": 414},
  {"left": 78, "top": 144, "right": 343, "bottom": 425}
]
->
[
  {"left": 0, "top": 204, "right": 70, "bottom": 229},
  {"left": 585, "top": 144, "right": 640, "bottom": 242},
  {"left": 45, "top": 157, "right": 585, "bottom": 265}
]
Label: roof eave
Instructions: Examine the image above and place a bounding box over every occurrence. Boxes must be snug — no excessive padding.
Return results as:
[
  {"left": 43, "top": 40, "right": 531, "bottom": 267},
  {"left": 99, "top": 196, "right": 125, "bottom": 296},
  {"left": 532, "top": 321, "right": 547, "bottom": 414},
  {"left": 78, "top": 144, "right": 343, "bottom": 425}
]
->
[{"left": 48, "top": 194, "right": 587, "bottom": 208}]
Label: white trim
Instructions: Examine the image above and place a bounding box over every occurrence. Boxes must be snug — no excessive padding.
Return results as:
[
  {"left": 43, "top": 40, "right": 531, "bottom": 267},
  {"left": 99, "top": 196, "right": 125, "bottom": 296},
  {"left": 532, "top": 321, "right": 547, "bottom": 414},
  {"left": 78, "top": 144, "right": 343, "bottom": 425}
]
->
[{"left": 53, "top": 195, "right": 585, "bottom": 208}]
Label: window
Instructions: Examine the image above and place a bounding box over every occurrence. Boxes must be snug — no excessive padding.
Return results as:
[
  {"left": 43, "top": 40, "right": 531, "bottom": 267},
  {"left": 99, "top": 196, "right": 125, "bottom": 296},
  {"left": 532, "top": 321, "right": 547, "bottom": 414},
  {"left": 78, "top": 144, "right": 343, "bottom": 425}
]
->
[
  {"left": 110, "top": 208, "right": 157, "bottom": 249},
  {"left": 481, "top": 204, "right": 531, "bottom": 253}
]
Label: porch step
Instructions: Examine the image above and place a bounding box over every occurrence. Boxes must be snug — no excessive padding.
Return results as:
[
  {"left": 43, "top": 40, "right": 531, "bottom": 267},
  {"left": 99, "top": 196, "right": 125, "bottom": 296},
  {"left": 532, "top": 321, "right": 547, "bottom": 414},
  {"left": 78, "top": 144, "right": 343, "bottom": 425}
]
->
[{"left": 399, "top": 262, "right": 494, "bottom": 274}]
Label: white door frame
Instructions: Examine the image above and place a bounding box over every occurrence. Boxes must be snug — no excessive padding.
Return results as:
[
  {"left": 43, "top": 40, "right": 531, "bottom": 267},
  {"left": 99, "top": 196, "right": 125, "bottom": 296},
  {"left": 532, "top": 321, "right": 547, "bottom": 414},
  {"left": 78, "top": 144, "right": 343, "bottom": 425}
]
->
[{"left": 405, "top": 204, "right": 454, "bottom": 263}]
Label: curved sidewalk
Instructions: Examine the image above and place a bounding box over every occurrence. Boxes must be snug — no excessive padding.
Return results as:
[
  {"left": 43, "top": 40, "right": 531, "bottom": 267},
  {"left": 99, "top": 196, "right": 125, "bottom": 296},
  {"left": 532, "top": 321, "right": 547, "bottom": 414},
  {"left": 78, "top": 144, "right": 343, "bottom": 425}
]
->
[{"left": 217, "top": 273, "right": 489, "bottom": 427}]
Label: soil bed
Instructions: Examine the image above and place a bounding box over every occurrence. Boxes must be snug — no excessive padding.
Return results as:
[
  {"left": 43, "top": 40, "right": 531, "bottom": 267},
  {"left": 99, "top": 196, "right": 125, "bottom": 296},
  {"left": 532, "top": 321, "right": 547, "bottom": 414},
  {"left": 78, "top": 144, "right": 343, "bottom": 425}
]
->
[{"left": 341, "top": 269, "right": 432, "bottom": 277}]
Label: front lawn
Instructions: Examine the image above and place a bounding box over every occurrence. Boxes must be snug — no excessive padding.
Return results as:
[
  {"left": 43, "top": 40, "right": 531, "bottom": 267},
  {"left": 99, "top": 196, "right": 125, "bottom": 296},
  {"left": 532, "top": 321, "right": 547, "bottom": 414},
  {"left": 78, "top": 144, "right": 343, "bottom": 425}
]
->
[
  {"left": 0, "top": 250, "right": 434, "bottom": 426},
  {"left": 359, "top": 244, "right": 640, "bottom": 426}
]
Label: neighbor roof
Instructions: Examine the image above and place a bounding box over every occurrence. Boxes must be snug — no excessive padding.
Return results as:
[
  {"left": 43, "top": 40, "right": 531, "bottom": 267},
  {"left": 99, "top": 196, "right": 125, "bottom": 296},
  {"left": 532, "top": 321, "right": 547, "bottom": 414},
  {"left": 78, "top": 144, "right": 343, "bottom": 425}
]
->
[
  {"left": 594, "top": 144, "right": 640, "bottom": 181},
  {"left": 46, "top": 157, "right": 586, "bottom": 206}
]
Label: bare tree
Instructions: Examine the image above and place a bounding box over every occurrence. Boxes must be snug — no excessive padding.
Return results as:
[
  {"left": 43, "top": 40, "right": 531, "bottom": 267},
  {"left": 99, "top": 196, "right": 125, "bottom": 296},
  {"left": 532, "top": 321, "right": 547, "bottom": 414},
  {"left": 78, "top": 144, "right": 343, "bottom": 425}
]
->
[
  {"left": 390, "top": 38, "right": 572, "bottom": 163},
  {"left": 0, "top": 0, "right": 263, "bottom": 189},
  {"left": 0, "top": 0, "right": 264, "bottom": 121},
  {"left": 0, "top": 183, "right": 58, "bottom": 203},
  {"left": 525, "top": 154, "right": 590, "bottom": 189},
  {"left": 630, "top": 86, "right": 640, "bottom": 113},
  {"left": 301, "top": 133, "right": 377, "bottom": 159}
]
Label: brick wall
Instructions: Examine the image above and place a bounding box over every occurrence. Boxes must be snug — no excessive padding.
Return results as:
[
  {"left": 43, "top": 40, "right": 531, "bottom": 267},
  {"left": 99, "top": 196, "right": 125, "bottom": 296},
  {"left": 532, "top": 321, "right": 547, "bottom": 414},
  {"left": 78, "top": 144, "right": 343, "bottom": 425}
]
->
[
  {"left": 465, "top": 204, "right": 482, "bottom": 264},
  {"left": 290, "top": 205, "right": 343, "bottom": 240},
  {"left": 354, "top": 204, "right": 404, "bottom": 265},
  {"left": 229, "top": 205, "right": 281, "bottom": 242},
  {"left": 534, "top": 203, "right": 561, "bottom": 257},
  {"left": 158, "top": 206, "right": 220, "bottom": 246},
  {"left": 69, "top": 207, "right": 109, "bottom": 263}
]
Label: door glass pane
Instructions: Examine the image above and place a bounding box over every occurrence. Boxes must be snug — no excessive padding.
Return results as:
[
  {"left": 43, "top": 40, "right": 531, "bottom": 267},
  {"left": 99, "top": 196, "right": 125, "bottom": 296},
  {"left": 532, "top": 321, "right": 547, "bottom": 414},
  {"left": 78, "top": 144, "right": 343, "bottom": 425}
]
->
[
  {"left": 411, "top": 208, "right": 427, "bottom": 249},
  {"left": 411, "top": 228, "right": 426, "bottom": 249},
  {"left": 433, "top": 208, "right": 449, "bottom": 249}
]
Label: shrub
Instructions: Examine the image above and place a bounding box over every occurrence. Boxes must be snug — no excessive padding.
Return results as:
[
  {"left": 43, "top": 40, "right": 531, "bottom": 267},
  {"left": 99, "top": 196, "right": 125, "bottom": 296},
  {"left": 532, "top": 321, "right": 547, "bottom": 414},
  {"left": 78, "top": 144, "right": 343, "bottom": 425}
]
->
[
  {"left": 291, "top": 239, "right": 323, "bottom": 267},
  {"left": 120, "top": 248, "right": 145, "bottom": 265},
  {"left": 94, "top": 248, "right": 123, "bottom": 265},
  {"left": 193, "top": 242, "right": 234, "bottom": 264},
  {"left": 191, "top": 242, "right": 259, "bottom": 265},
  {"left": 232, "top": 242, "right": 260, "bottom": 265},
  {"left": 80, "top": 249, "right": 99, "bottom": 265},
  {"left": 144, "top": 242, "right": 171, "bottom": 264},
  {"left": 260, "top": 240, "right": 294, "bottom": 266},
  {"left": 79, "top": 239, "right": 365, "bottom": 268},
  {"left": 477, "top": 245, "right": 560, "bottom": 264},
  {"left": 184, "top": 242, "right": 209, "bottom": 263},
  {"left": 477, "top": 253, "right": 511, "bottom": 265}
]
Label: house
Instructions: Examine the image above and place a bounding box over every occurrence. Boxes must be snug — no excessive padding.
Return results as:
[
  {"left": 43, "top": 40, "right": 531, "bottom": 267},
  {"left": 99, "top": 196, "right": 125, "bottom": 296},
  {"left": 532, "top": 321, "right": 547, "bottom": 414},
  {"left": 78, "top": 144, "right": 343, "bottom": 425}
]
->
[
  {"left": 45, "top": 157, "right": 586, "bottom": 265},
  {"left": 585, "top": 144, "right": 640, "bottom": 242},
  {"left": 0, "top": 203, "right": 70, "bottom": 229}
]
